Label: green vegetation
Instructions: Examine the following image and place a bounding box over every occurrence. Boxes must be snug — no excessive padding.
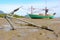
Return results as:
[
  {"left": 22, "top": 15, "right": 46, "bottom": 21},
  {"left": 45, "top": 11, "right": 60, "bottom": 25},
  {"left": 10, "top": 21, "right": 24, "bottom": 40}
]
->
[
  {"left": 13, "top": 14, "right": 24, "bottom": 18},
  {"left": 0, "top": 14, "right": 24, "bottom": 18},
  {"left": 0, "top": 14, "right": 6, "bottom": 18}
]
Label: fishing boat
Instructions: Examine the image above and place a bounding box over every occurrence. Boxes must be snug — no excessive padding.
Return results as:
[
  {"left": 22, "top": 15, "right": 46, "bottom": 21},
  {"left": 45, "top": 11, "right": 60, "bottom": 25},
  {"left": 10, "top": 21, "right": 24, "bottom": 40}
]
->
[{"left": 25, "top": 6, "right": 56, "bottom": 19}]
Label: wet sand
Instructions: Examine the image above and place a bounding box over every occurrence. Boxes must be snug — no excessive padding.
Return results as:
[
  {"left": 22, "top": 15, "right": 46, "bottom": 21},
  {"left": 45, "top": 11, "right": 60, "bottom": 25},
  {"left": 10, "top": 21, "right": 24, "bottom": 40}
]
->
[{"left": 0, "top": 18, "right": 60, "bottom": 40}]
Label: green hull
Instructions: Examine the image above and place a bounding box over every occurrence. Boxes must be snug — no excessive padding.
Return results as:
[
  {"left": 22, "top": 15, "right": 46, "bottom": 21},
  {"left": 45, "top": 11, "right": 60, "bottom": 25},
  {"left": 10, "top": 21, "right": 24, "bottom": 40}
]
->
[{"left": 25, "top": 14, "right": 54, "bottom": 19}]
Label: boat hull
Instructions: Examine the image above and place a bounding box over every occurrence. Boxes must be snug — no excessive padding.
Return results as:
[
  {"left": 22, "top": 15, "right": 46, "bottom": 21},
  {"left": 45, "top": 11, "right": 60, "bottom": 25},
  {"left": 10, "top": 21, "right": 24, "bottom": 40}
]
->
[{"left": 25, "top": 14, "right": 54, "bottom": 19}]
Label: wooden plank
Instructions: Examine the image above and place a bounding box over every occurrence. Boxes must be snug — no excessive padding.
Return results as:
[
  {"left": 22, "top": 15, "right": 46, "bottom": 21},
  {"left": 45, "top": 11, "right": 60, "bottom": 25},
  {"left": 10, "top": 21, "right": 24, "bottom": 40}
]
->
[{"left": 14, "top": 18, "right": 54, "bottom": 32}]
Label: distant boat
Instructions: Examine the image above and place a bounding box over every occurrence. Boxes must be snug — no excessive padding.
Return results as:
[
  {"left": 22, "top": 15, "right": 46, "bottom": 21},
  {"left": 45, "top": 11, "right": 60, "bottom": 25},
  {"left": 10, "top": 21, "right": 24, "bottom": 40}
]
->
[{"left": 25, "top": 6, "right": 56, "bottom": 19}]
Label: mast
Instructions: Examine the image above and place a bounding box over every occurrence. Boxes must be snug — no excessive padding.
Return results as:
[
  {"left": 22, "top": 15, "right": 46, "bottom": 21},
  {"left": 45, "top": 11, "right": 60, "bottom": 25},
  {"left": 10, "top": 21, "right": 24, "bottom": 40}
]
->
[
  {"left": 45, "top": 7, "right": 48, "bottom": 16},
  {"left": 31, "top": 6, "right": 33, "bottom": 14},
  {"left": 30, "top": 6, "right": 35, "bottom": 14},
  {"left": 45, "top": 0, "right": 48, "bottom": 16}
]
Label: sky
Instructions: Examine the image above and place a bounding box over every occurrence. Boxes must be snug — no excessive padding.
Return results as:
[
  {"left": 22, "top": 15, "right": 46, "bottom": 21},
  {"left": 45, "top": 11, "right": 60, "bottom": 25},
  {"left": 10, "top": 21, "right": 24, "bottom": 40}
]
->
[{"left": 0, "top": 0, "right": 60, "bottom": 17}]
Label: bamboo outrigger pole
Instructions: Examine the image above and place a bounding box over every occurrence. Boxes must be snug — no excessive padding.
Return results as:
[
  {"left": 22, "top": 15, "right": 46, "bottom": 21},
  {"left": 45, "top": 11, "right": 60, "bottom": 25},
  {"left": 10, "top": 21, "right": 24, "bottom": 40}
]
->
[{"left": 4, "top": 7, "right": 21, "bottom": 30}]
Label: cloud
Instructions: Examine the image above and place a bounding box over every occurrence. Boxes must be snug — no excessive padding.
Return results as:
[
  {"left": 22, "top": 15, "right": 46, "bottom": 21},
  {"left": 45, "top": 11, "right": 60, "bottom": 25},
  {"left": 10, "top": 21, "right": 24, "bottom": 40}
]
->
[
  {"left": 0, "top": 2, "right": 60, "bottom": 17},
  {"left": 0, "top": 4, "right": 21, "bottom": 13}
]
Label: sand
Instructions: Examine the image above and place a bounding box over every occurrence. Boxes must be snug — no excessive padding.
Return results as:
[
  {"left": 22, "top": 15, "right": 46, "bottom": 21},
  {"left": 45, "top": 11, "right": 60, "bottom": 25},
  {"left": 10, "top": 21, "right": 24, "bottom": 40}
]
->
[{"left": 0, "top": 18, "right": 60, "bottom": 40}]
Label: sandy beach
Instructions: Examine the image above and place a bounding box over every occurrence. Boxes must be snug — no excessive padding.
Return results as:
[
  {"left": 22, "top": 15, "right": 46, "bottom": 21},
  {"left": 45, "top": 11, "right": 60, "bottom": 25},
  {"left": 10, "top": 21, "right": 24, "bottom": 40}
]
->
[{"left": 0, "top": 18, "right": 60, "bottom": 40}]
